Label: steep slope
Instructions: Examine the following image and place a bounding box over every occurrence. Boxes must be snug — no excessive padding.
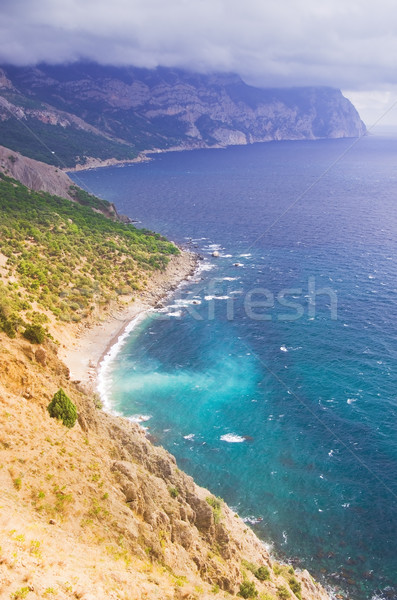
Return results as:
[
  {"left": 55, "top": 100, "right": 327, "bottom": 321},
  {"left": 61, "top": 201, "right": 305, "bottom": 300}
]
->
[
  {"left": 0, "top": 144, "right": 77, "bottom": 200},
  {"left": 0, "top": 332, "right": 330, "bottom": 600},
  {"left": 0, "top": 63, "right": 366, "bottom": 167},
  {"left": 0, "top": 145, "right": 128, "bottom": 219}
]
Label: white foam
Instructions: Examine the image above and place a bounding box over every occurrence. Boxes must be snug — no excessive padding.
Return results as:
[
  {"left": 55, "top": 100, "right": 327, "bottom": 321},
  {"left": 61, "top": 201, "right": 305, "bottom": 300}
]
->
[
  {"left": 243, "top": 516, "right": 263, "bottom": 525},
  {"left": 198, "top": 262, "right": 216, "bottom": 272},
  {"left": 183, "top": 433, "right": 195, "bottom": 440},
  {"left": 222, "top": 277, "right": 239, "bottom": 281},
  {"left": 97, "top": 258, "right": 203, "bottom": 414},
  {"left": 97, "top": 311, "right": 150, "bottom": 412},
  {"left": 206, "top": 243, "right": 222, "bottom": 251},
  {"left": 220, "top": 433, "right": 246, "bottom": 443},
  {"left": 174, "top": 298, "right": 202, "bottom": 306},
  {"left": 347, "top": 398, "right": 357, "bottom": 404},
  {"left": 204, "top": 295, "right": 231, "bottom": 301},
  {"left": 280, "top": 345, "right": 288, "bottom": 352},
  {"left": 127, "top": 414, "right": 152, "bottom": 423},
  {"left": 239, "top": 253, "right": 252, "bottom": 258}
]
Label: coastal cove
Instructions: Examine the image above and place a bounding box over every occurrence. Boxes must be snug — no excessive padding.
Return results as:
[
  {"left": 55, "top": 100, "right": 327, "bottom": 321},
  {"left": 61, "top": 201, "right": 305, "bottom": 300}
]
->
[{"left": 70, "top": 135, "right": 397, "bottom": 600}]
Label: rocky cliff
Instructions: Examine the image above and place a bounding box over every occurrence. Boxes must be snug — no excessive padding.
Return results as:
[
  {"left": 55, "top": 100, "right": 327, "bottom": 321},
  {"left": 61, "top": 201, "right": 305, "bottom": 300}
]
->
[
  {"left": 0, "top": 144, "right": 76, "bottom": 199},
  {"left": 0, "top": 144, "right": 128, "bottom": 220},
  {"left": 0, "top": 63, "right": 366, "bottom": 167}
]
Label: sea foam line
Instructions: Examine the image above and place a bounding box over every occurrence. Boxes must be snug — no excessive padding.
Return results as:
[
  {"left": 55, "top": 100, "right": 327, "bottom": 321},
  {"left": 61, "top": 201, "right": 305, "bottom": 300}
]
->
[
  {"left": 97, "top": 311, "right": 151, "bottom": 412},
  {"left": 97, "top": 253, "right": 205, "bottom": 415}
]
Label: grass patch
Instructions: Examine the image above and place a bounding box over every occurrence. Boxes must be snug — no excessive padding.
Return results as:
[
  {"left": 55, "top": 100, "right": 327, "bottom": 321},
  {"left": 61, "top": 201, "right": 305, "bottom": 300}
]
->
[{"left": 206, "top": 496, "right": 223, "bottom": 524}]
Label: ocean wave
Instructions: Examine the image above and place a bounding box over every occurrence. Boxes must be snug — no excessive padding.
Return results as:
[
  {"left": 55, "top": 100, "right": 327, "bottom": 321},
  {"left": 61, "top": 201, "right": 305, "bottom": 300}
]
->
[
  {"left": 183, "top": 433, "right": 195, "bottom": 440},
  {"left": 198, "top": 262, "right": 216, "bottom": 272},
  {"left": 242, "top": 515, "right": 263, "bottom": 525},
  {"left": 97, "top": 311, "right": 150, "bottom": 411},
  {"left": 174, "top": 298, "right": 202, "bottom": 306},
  {"left": 204, "top": 295, "right": 231, "bottom": 301},
  {"left": 280, "top": 345, "right": 288, "bottom": 352},
  {"left": 220, "top": 433, "right": 246, "bottom": 443},
  {"left": 127, "top": 414, "right": 152, "bottom": 423}
]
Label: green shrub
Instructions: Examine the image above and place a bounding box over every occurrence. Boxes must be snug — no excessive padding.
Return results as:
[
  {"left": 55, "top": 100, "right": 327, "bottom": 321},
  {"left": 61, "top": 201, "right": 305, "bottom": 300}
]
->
[
  {"left": 242, "top": 559, "right": 257, "bottom": 573},
  {"left": 1, "top": 317, "right": 17, "bottom": 338},
  {"left": 169, "top": 487, "right": 179, "bottom": 498},
  {"left": 288, "top": 577, "right": 301, "bottom": 600},
  {"left": 47, "top": 388, "right": 77, "bottom": 428},
  {"left": 256, "top": 566, "right": 270, "bottom": 581},
  {"left": 277, "top": 586, "right": 291, "bottom": 600},
  {"left": 239, "top": 581, "right": 258, "bottom": 598},
  {"left": 22, "top": 323, "right": 45, "bottom": 344},
  {"left": 273, "top": 564, "right": 282, "bottom": 575},
  {"left": 206, "top": 496, "right": 223, "bottom": 523}
]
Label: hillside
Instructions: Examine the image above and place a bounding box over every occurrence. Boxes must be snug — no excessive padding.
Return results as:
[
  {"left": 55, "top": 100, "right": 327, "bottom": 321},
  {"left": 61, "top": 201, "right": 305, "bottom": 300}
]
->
[
  {"left": 0, "top": 63, "right": 366, "bottom": 168},
  {"left": 0, "top": 174, "right": 178, "bottom": 332},
  {"left": 0, "top": 174, "right": 333, "bottom": 600},
  {"left": 0, "top": 145, "right": 132, "bottom": 221}
]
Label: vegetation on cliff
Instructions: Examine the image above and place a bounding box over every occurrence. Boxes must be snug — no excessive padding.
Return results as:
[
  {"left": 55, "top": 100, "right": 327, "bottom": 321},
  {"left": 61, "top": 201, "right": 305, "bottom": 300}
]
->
[
  {"left": 47, "top": 388, "right": 78, "bottom": 428},
  {"left": 0, "top": 173, "right": 178, "bottom": 334}
]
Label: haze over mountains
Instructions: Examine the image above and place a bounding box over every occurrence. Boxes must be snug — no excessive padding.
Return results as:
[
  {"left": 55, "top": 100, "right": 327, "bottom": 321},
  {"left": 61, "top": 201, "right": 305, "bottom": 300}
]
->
[{"left": 0, "top": 63, "right": 366, "bottom": 168}]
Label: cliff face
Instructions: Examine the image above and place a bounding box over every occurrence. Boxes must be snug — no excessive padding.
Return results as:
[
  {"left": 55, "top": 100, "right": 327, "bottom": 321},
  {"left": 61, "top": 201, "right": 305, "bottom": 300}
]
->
[
  {"left": 0, "top": 63, "right": 366, "bottom": 167},
  {"left": 0, "top": 144, "right": 76, "bottom": 199},
  {"left": 0, "top": 144, "right": 126, "bottom": 220}
]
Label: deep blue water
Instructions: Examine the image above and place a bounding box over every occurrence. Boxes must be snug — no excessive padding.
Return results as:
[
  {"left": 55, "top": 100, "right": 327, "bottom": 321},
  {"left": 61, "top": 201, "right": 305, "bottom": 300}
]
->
[{"left": 70, "top": 135, "right": 397, "bottom": 600}]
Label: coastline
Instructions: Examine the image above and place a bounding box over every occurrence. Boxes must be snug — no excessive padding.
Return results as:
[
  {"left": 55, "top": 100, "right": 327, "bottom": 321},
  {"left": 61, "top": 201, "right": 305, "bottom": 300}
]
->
[
  {"left": 63, "top": 141, "right": 225, "bottom": 173},
  {"left": 60, "top": 250, "right": 198, "bottom": 392}
]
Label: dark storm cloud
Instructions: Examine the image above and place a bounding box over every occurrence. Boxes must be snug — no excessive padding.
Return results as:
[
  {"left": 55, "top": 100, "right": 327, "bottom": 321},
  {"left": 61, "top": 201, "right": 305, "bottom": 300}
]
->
[{"left": 1, "top": 0, "right": 397, "bottom": 90}]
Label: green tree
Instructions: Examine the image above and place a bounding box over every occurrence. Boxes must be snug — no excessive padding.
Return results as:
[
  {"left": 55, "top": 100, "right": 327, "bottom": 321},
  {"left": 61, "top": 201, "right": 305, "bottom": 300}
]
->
[
  {"left": 22, "top": 324, "right": 45, "bottom": 344},
  {"left": 47, "top": 389, "right": 77, "bottom": 428},
  {"left": 239, "top": 581, "right": 258, "bottom": 599}
]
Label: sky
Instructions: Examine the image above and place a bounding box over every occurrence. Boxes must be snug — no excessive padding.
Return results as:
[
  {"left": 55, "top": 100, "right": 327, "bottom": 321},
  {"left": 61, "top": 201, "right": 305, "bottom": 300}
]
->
[{"left": 1, "top": 0, "right": 397, "bottom": 126}]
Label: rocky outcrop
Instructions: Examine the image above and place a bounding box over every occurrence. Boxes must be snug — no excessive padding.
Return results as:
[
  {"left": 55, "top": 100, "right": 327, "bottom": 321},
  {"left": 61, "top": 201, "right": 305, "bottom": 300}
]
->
[
  {"left": 0, "top": 145, "right": 127, "bottom": 221},
  {"left": 0, "top": 144, "right": 76, "bottom": 199},
  {"left": 0, "top": 63, "right": 366, "bottom": 167}
]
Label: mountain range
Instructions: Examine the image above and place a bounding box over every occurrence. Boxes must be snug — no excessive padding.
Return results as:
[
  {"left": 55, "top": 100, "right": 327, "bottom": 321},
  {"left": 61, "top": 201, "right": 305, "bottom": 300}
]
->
[{"left": 0, "top": 63, "right": 366, "bottom": 168}]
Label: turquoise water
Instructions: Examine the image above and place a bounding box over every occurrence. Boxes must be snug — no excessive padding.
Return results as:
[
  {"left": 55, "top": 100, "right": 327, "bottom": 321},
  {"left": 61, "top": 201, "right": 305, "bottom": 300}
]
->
[{"left": 71, "top": 135, "right": 397, "bottom": 599}]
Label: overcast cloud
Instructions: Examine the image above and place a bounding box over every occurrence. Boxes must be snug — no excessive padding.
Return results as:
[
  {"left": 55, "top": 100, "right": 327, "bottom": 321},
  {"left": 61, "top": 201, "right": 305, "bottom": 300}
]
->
[{"left": 1, "top": 0, "right": 397, "bottom": 124}]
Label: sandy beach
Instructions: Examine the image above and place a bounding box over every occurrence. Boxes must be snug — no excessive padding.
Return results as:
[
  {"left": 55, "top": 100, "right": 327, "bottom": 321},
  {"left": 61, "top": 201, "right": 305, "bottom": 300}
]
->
[{"left": 60, "top": 250, "right": 198, "bottom": 389}]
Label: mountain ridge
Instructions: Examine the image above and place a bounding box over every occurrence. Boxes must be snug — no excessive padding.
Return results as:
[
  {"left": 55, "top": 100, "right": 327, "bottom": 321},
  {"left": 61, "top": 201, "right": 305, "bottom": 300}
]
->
[{"left": 0, "top": 63, "right": 366, "bottom": 168}]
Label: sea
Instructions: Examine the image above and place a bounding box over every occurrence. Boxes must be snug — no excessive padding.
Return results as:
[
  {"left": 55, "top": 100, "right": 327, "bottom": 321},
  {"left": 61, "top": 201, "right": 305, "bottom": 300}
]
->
[{"left": 70, "top": 131, "right": 397, "bottom": 600}]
